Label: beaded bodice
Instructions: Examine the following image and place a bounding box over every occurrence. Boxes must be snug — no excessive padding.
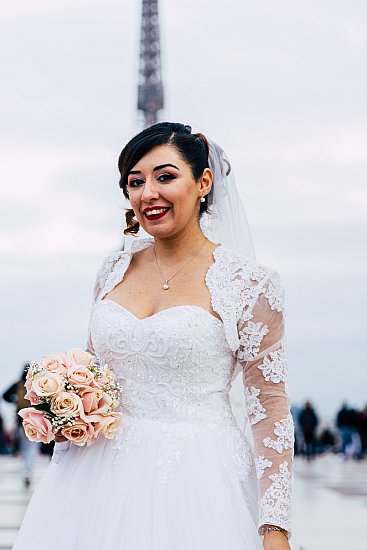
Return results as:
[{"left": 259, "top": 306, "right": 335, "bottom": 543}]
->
[{"left": 90, "top": 301, "right": 237, "bottom": 426}]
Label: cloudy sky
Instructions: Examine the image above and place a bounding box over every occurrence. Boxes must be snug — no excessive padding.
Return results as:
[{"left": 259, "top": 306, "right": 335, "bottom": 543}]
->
[{"left": 0, "top": 0, "right": 366, "bottom": 421}]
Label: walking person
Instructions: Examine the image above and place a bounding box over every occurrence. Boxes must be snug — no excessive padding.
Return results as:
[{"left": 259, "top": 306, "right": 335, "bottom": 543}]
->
[
  {"left": 358, "top": 404, "right": 367, "bottom": 459},
  {"left": 336, "top": 402, "right": 361, "bottom": 458},
  {"left": 13, "top": 123, "right": 298, "bottom": 549},
  {"left": 298, "top": 401, "right": 318, "bottom": 461}
]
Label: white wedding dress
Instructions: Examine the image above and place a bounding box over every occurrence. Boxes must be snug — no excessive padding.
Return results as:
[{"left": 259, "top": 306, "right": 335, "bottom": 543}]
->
[{"left": 13, "top": 238, "right": 298, "bottom": 550}]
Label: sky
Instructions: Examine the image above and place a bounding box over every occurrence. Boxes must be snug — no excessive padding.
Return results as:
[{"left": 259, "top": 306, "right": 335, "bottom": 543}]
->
[{"left": 0, "top": 0, "right": 366, "bottom": 423}]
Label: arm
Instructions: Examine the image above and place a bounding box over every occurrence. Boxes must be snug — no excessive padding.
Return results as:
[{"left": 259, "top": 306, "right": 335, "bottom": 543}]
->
[{"left": 237, "top": 270, "right": 294, "bottom": 543}]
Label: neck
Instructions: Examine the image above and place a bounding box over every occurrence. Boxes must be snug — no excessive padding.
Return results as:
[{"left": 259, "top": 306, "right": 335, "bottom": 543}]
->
[{"left": 152, "top": 222, "right": 207, "bottom": 263}]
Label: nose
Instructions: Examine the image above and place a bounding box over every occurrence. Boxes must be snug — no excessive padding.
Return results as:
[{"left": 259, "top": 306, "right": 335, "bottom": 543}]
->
[{"left": 141, "top": 177, "right": 160, "bottom": 202}]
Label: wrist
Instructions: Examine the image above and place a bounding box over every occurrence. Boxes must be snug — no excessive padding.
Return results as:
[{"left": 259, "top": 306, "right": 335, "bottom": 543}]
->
[{"left": 259, "top": 524, "right": 289, "bottom": 539}]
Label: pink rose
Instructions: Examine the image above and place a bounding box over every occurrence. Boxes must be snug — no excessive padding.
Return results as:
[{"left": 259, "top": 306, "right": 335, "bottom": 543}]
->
[
  {"left": 94, "top": 413, "right": 122, "bottom": 440},
  {"left": 41, "top": 353, "right": 68, "bottom": 375},
  {"left": 65, "top": 348, "right": 94, "bottom": 368},
  {"left": 50, "top": 391, "right": 84, "bottom": 418},
  {"left": 32, "top": 371, "right": 64, "bottom": 397},
  {"left": 24, "top": 389, "right": 41, "bottom": 405},
  {"left": 79, "top": 387, "right": 112, "bottom": 420},
  {"left": 18, "top": 408, "right": 55, "bottom": 444},
  {"left": 61, "top": 420, "right": 94, "bottom": 446},
  {"left": 66, "top": 365, "right": 94, "bottom": 387}
]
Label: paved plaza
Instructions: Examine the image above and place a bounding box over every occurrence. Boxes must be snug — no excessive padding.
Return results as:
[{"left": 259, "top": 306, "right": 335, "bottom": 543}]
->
[{"left": 0, "top": 453, "right": 365, "bottom": 549}]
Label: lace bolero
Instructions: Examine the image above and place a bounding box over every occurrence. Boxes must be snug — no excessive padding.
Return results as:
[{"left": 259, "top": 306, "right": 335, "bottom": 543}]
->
[{"left": 86, "top": 237, "right": 294, "bottom": 533}]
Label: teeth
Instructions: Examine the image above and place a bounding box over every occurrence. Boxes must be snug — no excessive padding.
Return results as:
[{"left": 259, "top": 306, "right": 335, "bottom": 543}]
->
[{"left": 146, "top": 208, "right": 169, "bottom": 216}]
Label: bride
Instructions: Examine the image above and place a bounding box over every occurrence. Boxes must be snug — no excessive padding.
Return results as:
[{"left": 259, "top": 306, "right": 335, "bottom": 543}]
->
[{"left": 13, "top": 122, "right": 297, "bottom": 550}]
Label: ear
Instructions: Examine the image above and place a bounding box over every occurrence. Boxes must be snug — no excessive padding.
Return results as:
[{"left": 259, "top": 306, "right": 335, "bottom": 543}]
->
[{"left": 198, "top": 168, "right": 213, "bottom": 198}]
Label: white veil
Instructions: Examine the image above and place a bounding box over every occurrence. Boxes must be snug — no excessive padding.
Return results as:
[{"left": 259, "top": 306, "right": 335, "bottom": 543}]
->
[{"left": 199, "top": 138, "right": 255, "bottom": 260}]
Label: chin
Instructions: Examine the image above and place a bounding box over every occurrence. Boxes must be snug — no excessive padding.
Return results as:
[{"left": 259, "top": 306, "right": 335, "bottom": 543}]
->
[{"left": 140, "top": 222, "right": 176, "bottom": 240}]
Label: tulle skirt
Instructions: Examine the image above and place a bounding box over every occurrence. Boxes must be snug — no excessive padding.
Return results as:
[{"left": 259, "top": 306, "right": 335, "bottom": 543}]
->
[{"left": 12, "top": 417, "right": 296, "bottom": 550}]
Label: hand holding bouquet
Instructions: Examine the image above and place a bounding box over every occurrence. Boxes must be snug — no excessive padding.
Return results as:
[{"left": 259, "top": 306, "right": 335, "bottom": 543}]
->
[{"left": 19, "top": 348, "right": 122, "bottom": 446}]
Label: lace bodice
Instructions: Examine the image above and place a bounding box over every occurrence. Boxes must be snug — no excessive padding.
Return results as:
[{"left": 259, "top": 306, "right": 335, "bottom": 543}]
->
[
  {"left": 86, "top": 237, "right": 294, "bottom": 533},
  {"left": 91, "top": 302, "right": 235, "bottom": 425}
]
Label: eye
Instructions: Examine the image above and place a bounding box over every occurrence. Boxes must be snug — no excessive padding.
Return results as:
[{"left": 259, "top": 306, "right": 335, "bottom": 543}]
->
[
  {"left": 157, "top": 173, "right": 175, "bottom": 182},
  {"left": 128, "top": 178, "right": 144, "bottom": 188}
]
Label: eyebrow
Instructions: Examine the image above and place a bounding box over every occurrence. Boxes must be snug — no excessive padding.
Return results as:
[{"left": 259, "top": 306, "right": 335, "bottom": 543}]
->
[{"left": 128, "top": 163, "right": 180, "bottom": 175}]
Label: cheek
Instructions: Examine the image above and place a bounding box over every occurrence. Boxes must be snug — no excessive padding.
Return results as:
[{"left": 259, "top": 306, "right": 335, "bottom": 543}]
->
[{"left": 128, "top": 191, "right": 142, "bottom": 211}]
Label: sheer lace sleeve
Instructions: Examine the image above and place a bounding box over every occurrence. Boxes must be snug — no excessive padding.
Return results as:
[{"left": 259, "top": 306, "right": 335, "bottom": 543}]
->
[{"left": 236, "top": 269, "right": 294, "bottom": 533}]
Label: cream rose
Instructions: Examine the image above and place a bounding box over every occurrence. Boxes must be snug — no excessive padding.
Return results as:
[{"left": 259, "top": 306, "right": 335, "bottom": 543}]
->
[
  {"left": 65, "top": 348, "right": 94, "bottom": 368},
  {"left": 66, "top": 365, "right": 94, "bottom": 387},
  {"left": 18, "top": 408, "right": 55, "bottom": 444},
  {"left": 94, "top": 413, "right": 122, "bottom": 440},
  {"left": 40, "top": 353, "right": 68, "bottom": 375},
  {"left": 50, "top": 391, "right": 84, "bottom": 418},
  {"left": 32, "top": 371, "right": 64, "bottom": 397}
]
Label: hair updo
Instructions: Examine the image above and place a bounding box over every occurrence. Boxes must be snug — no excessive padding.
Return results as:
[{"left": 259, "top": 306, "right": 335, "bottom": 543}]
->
[{"left": 118, "top": 122, "right": 211, "bottom": 235}]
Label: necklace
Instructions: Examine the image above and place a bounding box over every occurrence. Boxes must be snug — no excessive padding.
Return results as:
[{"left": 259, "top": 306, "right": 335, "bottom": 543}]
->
[{"left": 153, "top": 238, "right": 208, "bottom": 290}]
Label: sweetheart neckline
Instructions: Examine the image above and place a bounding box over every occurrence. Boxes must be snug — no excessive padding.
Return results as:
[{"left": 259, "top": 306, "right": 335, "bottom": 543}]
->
[{"left": 97, "top": 299, "right": 224, "bottom": 326}]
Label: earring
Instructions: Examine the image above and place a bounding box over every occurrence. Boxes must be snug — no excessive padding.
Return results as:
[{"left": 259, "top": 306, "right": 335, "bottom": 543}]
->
[{"left": 200, "top": 196, "right": 206, "bottom": 203}]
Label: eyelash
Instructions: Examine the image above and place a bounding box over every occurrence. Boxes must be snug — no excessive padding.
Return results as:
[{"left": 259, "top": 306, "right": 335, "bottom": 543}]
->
[{"left": 128, "top": 173, "right": 175, "bottom": 187}]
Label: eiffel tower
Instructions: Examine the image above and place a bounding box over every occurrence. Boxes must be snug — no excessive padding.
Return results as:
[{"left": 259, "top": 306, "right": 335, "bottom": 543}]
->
[{"left": 137, "top": 0, "right": 164, "bottom": 127}]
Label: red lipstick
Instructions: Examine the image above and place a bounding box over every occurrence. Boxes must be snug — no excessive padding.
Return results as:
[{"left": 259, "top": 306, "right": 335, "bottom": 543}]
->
[{"left": 143, "top": 206, "right": 171, "bottom": 221}]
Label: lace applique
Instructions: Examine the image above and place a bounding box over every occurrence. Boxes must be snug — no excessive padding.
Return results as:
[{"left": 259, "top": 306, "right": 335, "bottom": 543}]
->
[
  {"left": 245, "top": 386, "right": 267, "bottom": 425},
  {"left": 263, "top": 414, "right": 294, "bottom": 454},
  {"left": 223, "top": 428, "right": 253, "bottom": 483},
  {"left": 156, "top": 423, "right": 206, "bottom": 485},
  {"left": 264, "top": 271, "right": 285, "bottom": 312},
  {"left": 97, "top": 251, "right": 126, "bottom": 289},
  {"left": 205, "top": 247, "right": 268, "bottom": 352},
  {"left": 97, "top": 238, "right": 154, "bottom": 301},
  {"left": 113, "top": 420, "right": 253, "bottom": 486},
  {"left": 237, "top": 321, "right": 269, "bottom": 361},
  {"left": 255, "top": 455, "right": 273, "bottom": 479},
  {"left": 157, "top": 424, "right": 253, "bottom": 485},
  {"left": 112, "top": 421, "right": 144, "bottom": 462},
  {"left": 257, "top": 347, "right": 287, "bottom": 384},
  {"left": 259, "top": 461, "right": 292, "bottom": 531}
]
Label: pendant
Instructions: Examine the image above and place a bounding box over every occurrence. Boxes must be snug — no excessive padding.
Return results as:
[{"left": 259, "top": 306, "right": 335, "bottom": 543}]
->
[{"left": 163, "top": 280, "right": 170, "bottom": 290}]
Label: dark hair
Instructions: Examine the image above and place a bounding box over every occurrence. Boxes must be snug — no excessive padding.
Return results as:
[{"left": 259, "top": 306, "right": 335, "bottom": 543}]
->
[{"left": 118, "top": 122, "right": 210, "bottom": 235}]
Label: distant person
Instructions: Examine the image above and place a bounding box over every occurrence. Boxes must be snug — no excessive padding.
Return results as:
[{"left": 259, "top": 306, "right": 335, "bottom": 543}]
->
[
  {"left": 318, "top": 425, "right": 336, "bottom": 454},
  {"left": 357, "top": 404, "right": 367, "bottom": 459},
  {"left": 298, "top": 401, "right": 318, "bottom": 460},
  {"left": 0, "top": 408, "right": 9, "bottom": 454},
  {"left": 2, "top": 365, "right": 40, "bottom": 487},
  {"left": 336, "top": 402, "right": 361, "bottom": 458}
]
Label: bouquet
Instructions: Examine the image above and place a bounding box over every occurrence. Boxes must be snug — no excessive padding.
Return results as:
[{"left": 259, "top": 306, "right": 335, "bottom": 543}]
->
[{"left": 18, "top": 348, "right": 122, "bottom": 446}]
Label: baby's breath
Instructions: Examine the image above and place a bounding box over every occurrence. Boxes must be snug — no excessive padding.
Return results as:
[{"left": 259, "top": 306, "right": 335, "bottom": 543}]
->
[{"left": 51, "top": 415, "right": 77, "bottom": 429}]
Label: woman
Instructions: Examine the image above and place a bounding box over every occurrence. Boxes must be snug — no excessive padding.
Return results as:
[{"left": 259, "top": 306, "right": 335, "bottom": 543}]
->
[{"left": 13, "top": 122, "right": 297, "bottom": 550}]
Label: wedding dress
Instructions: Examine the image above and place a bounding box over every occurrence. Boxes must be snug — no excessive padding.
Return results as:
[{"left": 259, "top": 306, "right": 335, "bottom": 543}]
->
[{"left": 13, "top": 237, "right": 297, "bottom": 550}]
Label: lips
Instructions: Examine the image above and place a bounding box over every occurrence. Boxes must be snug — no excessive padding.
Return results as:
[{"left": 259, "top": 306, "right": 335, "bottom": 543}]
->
[{"left": 143, "top": 207, "right": 171, "bottom": 221}]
